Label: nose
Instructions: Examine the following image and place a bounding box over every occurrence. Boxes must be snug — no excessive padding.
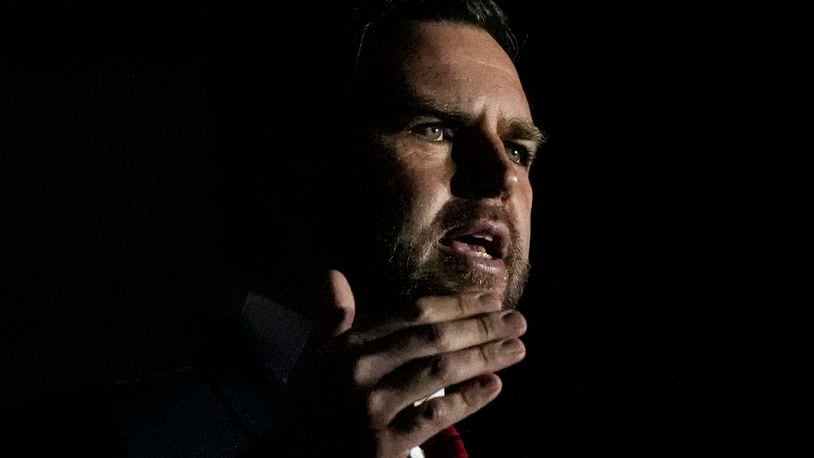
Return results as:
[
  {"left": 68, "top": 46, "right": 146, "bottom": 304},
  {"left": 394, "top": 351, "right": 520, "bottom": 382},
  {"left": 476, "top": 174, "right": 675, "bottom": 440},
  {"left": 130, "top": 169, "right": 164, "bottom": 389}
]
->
[{"left": 450, "top": 131, "right": 519, "bottom": 200}]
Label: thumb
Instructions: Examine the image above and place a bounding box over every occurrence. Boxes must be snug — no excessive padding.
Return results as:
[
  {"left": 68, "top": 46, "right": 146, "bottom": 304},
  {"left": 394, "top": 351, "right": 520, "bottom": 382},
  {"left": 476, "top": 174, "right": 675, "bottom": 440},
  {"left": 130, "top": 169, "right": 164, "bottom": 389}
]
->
[{"left": 324, "top": 269, "right": 355, "bottom": 338}]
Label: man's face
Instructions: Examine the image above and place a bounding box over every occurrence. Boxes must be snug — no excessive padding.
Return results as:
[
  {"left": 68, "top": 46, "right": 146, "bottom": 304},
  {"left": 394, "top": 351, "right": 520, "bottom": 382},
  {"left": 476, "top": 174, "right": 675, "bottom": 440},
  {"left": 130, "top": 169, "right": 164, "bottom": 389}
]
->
[{"left": 362, "top": 21, "right": 540, "bottom": 309}]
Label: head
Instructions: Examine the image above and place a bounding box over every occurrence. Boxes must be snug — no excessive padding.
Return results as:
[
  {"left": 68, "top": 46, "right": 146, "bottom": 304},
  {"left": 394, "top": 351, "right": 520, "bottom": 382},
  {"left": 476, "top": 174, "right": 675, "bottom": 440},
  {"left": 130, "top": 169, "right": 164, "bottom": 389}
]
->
[
  {"left": 319, "top": 1, "right": 541, "bottom": 315},
  {"left": 258, "top": 0, "right": 542, "bottom": 317}
]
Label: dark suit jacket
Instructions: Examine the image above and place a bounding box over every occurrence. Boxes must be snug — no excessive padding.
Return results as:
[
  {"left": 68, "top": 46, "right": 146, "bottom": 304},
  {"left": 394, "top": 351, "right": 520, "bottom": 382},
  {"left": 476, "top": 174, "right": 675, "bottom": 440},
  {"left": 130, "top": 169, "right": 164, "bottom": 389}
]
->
[{"left": 10, "top": 293, "right": 311, "bottom": 457}]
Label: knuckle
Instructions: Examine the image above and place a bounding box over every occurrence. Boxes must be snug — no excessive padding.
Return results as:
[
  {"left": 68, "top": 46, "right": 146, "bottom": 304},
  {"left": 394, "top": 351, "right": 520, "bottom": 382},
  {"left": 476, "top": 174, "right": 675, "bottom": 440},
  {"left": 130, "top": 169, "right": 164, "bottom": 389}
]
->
[
  {"left": 477, "top": 343, "right": 492, "bottom": 366},
  {"left": 364, "top": 389, "right": 387, "bottom": 418},
  {"left": 350, "top": 355, "right": 374, "bottom": 385},
  {"left": 341, "top": 332, "right": 363, "bottom": 349},
  {"left": 423, "top": 323, "right": 449, "bottom": 350},
  {"left": 429, "top": 354, "right": 453, "bottom": 380},
  {"left": 476, "top": 315, "right": 493, "bottom": 338},
  {"left": 411, "top": 298, "right": 433, "bottom": 323},
  {"left": 421, "top": 399, "right": 445, "bottom": 423}
]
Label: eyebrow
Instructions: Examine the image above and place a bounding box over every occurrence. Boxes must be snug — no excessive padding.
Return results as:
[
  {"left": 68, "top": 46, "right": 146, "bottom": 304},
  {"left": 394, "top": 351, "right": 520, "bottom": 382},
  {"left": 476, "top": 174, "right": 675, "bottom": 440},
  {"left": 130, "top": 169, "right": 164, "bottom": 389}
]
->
[
  {"left": 397, "top": 94, "right": 473, "bottom": 124},
  {"left": 505, "top": 119, "right": 546, "bottom": 149}
]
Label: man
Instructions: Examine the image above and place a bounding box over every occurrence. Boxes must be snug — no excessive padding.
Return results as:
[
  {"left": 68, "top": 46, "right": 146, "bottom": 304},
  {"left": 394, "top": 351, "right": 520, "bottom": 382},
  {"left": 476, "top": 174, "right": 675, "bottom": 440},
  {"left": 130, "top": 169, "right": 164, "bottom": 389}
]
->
[
  {"left": 259, "top": 1, "right": 545, "bottom": 456},
  {"left": 8, "top": 1, "right": 541, "bottom": 456}
]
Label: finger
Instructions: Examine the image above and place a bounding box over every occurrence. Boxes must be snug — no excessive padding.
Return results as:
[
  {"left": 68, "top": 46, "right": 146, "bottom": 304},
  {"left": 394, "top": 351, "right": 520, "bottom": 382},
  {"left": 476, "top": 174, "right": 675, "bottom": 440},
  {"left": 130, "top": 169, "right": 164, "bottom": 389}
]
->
[
  {"left": 366, "top": 338, "right": 525, "bottom": 426},
  {"left": 326, "top": 269, "right": 356, "bottom": 337},
  {"left": 351, "top": 310, "right": 527, "bottom": 386},
  {"left": 389, "top": 374, "right": 503, "bottom": 451},
  {"left": 345, "top": 292, "right": 504, "bottom": 347}
]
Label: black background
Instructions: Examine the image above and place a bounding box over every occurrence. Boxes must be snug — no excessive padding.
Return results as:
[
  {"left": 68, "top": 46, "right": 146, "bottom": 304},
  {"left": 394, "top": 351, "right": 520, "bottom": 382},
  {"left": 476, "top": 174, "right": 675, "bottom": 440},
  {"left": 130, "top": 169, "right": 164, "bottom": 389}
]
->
[{"left": 3, "top": 1, "right": 811, "bottom": 456}]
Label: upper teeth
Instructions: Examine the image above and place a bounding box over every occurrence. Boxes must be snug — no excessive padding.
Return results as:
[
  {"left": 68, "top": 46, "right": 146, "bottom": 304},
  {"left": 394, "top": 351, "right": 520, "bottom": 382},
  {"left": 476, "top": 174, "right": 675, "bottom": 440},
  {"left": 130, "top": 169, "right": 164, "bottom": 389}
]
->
[{"left": 471, "top": 234, "right": 493, "bottom": 242}]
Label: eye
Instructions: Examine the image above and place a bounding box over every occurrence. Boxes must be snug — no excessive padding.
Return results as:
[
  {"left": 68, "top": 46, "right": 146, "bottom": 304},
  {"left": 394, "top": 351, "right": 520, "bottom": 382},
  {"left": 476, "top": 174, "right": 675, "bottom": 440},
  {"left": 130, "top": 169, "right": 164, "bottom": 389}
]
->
[
  {"left": 410, "top": 124, "right": 453, "bottom": 142},
  {"left": 505, "top": 143, "right": 531, "bottom": 166}
]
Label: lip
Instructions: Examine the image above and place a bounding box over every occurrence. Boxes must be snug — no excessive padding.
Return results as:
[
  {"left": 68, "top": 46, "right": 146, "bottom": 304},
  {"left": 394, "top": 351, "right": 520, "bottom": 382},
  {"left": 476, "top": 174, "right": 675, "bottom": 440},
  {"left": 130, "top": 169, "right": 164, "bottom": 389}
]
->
[{"left": 438, "top": 219, "right": 510, "bottom": 277}]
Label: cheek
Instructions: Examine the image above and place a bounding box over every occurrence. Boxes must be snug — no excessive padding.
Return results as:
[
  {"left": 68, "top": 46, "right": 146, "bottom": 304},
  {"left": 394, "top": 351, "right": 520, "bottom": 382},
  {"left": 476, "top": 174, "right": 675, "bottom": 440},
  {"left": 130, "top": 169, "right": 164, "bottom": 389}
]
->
[
  {"left": 519, "top": 178, "right": 533, "bottom": 211},
  {"left": 515, "top": 181, "right": 534, "bottom": 252},
  {"left": 404, "top": 167, "right": 452, "bottom": 229},
  {"left": 391, "top": 140, "right": 454, "bottom": 227}
]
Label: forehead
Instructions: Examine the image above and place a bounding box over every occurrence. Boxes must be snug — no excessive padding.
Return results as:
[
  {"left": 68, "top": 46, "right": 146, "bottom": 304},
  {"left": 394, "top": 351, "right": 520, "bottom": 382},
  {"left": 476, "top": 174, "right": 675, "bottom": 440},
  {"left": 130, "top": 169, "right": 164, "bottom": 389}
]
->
[{"left": 388, "top": 21, "right": 532, "bottom": 122}]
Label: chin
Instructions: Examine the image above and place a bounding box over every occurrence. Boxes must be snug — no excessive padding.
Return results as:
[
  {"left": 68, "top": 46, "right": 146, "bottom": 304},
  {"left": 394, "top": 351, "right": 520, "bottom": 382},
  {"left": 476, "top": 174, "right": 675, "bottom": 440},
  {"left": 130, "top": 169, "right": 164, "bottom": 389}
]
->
[{"left": 408, "top": 253, "right": 529, "bottom": 309}]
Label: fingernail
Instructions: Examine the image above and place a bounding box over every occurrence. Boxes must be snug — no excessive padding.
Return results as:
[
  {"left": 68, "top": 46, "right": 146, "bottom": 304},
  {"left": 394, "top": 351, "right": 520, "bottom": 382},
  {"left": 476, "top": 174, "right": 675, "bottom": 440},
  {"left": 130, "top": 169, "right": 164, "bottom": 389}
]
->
[
  {"left": 501, "top": 338, "right": 525, "bottom": 355},
  {"left": 502, "top": 311, "right": 525, "bottom": 329}
]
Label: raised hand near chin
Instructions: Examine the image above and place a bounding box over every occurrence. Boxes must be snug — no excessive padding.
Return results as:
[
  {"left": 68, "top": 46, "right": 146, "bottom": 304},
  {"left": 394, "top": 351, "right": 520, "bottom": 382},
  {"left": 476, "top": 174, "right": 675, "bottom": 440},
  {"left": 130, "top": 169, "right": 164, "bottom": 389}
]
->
[{"left": 277, "top": 269, "right": 527, "bottom": 457}]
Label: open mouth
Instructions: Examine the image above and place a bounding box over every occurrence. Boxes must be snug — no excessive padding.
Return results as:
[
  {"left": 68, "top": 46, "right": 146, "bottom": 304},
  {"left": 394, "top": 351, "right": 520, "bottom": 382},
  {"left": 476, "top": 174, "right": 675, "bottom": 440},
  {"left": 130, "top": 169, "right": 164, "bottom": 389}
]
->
[
  {"left": 442, "top": 233, "right": 502, "bottom": 259},
  {"left": 438, "top": 219, "right": 510, "bottom": 275}
]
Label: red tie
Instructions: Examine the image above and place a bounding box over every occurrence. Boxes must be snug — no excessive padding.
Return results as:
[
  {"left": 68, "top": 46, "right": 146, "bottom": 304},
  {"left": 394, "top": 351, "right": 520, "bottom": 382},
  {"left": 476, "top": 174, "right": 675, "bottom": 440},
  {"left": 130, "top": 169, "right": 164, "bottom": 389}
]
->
[{"left": 421, "top": 425, "right": 469, "bottom": 458}]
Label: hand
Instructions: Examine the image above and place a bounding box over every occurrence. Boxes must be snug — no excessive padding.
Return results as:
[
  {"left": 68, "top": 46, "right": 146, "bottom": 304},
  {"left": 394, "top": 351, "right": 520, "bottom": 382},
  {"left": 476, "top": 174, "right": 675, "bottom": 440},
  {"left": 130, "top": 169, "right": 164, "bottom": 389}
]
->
[{"left": 277, "top": 269, "right": 527, "bottom": 457}]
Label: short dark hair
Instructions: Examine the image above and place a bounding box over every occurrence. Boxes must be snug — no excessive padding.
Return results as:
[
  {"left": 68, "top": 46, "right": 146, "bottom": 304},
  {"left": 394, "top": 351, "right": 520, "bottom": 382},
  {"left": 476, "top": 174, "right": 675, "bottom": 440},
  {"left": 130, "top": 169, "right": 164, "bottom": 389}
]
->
[
  {"left": 342, "top": 0, "right": 519, "bottom": 108},
  {"left": 352, "top": 0, "right": 519, "bottom": 68},
  {"left": 307, "top": 0, "right": 519, "bottom": 101}
]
